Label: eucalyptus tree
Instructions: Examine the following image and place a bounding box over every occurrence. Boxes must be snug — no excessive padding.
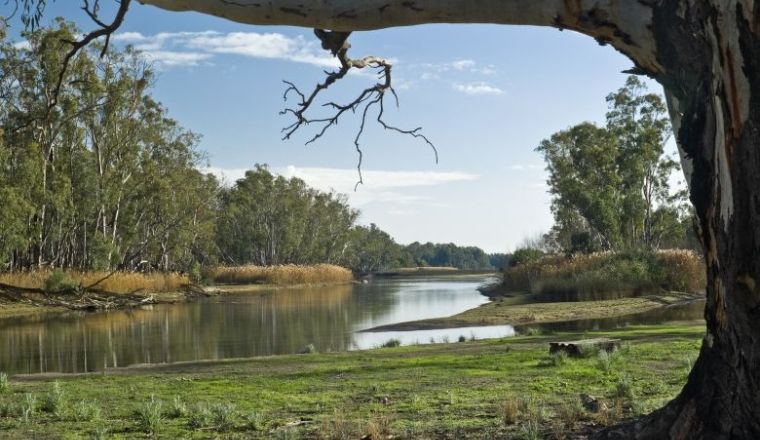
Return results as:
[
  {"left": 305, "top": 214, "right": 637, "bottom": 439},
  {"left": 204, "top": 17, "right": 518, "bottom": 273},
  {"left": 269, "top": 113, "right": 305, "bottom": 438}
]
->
[{"left": 8, "top": 0, "right": 760, "bottom": 437}]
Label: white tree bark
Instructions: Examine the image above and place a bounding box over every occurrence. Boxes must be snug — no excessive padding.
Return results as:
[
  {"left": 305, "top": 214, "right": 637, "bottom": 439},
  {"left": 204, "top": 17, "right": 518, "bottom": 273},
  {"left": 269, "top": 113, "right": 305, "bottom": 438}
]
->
[{"left": 138, "top": 0, "right": 661, "bottom": 72}]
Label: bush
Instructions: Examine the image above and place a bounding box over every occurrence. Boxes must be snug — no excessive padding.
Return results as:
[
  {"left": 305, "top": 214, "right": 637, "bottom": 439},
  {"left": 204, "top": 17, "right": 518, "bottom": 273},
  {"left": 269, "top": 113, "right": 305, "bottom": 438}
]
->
[
  {"left": 44, "top": 270, "right": 80, "bottom": 295},
  {"left": 499, "top": 397, "right": 520, "bottom": 425},
  {"left": 72, "top": 400, "right": 101, "bottom": 422},
  {"left": 614, "top": 376, "right": 635, "bottom": 400},
  {"left": 167, "top": 396, "right": 187, "bottom": 419},
  {"left": 41, "top": 381, "right": 65, "bottom": 415},
  {"left": 211, "top": 403, "right": 236, "bottom": 432},
  {"left": 381, "top": 339, "right": 401, "bottom": 348},
  {"left": 136, "top": 395, "right": 163, "bottom": 434},
  {"left": 187, "top": 404, "right": 211, "bottom": 429},
  {"left": 20, "top": 393, "right": 36, "bottom": 423}
]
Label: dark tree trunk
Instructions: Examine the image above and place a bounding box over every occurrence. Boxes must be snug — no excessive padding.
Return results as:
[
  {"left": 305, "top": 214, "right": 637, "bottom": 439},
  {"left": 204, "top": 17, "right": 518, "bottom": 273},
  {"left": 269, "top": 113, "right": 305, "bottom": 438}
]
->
[{"left": 599, "top": 1, "right": 760, "bottom": 438}]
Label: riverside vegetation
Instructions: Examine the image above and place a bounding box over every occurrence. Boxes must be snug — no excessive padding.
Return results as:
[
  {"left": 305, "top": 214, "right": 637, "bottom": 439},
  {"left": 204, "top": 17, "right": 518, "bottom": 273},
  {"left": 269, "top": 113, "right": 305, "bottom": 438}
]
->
[{"left": 0, "top": 323, "right": 704, "bottom": 439}]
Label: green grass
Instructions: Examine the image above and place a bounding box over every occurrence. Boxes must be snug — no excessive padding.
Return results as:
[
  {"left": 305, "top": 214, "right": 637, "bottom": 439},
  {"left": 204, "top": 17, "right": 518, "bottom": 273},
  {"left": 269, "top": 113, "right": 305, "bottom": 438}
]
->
[{"left": 0, "top": 323, "right": 703, "bottom": 439}]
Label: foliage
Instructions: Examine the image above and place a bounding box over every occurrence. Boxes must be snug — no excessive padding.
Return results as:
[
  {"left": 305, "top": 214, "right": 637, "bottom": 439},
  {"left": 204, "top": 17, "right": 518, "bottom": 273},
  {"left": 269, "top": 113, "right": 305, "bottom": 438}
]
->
[
  {"left": 536, "top": 77, "right": 690, "bottom": 253},
  {"left": 0, "top": 22, "right": 218, "bottom": 272},
  {"left": 135, "top": 395, "right": 163, "bottom": 434},
  {"left": 502, "top": 250, "right": 705, "bottom": 299},
  {"left": 43, "top": 270, "right": 80, "bottom": 294}
]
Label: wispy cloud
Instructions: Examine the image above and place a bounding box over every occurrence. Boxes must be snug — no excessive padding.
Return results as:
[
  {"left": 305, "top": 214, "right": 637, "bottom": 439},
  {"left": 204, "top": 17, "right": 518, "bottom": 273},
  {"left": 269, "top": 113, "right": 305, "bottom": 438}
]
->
[
  {"left": 113, "top": 30, "right": 338, "bottom": 69},
  {"left": 201, "top": 165, "right": 479, "bottom": 206},
  {"left": 453, "top": 82, "right": 504, "bottom": 96}
]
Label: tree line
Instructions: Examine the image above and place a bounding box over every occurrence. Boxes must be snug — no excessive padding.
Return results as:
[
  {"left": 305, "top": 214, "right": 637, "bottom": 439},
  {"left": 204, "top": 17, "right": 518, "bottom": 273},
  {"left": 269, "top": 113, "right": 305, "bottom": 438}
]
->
[{"left": 0, "top": 23, "right": 502, "bottom": 274}]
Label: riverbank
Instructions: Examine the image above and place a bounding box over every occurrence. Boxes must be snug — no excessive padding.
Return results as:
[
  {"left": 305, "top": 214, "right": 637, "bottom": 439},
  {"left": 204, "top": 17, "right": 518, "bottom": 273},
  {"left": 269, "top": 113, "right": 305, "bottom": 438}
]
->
[
  {"left": 0, "top": 323, "right": 703, "bottom": 439},
  {"left": 364, "top": 291, "right": 704, "bottom": 332},
  {"left": 0, "top": 264, "right": 356, "bottom": 319}
]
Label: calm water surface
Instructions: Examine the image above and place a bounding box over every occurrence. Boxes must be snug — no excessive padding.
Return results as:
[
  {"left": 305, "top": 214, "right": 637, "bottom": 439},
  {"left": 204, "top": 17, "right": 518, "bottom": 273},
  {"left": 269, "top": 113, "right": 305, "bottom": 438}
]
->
[
  {"left": 0, "top": 275, "right": 705, "bottom": 374},
  {"left": 0, "top": 275, "right": 506, "bottom": 374}
]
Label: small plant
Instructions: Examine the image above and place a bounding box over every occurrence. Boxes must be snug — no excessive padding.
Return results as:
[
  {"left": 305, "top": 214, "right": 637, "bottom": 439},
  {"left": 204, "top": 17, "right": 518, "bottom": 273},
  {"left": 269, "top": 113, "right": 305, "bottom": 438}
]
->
[
  {"left": 136, "top": 395, "right": 163, "bottom": 434},
  {"left": 166, "top": 396, "right": 187, "bottom": 419},
  {"left": 597, "top": 350, "right": 612, "bottom": 372},
  {"left": 458, "top": 335, "right": 467, "bottom": 343},
  {"left": 44, "top": 269, "right": 80, "bottom": 294},
  {"left": 90, "top": 425, "right": 109, "bottom": 440},
  {"left": 381, "top": 339, "right": 401, "bottom": 348},
  {"left": 499, "top": 396, "right": 520, "bottom": 425},
  {"left": 441, "top": 336, "right": 450, "bottom": 344},
  {"left": 556, "top": 397, "right": 585, "bottom": 425},
  {"left": 187, "top": 404, "right": 211, "bottom": 429},
  {"left": 518, "top": 419, "right": 542, "bottom": 440},
  {"left": 73, "top": 400, "right": 101, "bottom": 422},
  {"left": 20, "top": 393, "right": 37, "bottom": 423},
  {"left": 210, "top": 402, "right": 236, "bottom": 432},
  {"left": 41, "top": 381, "right": 65, "bottom": 415},
  {"left": 614, "top": 375, "right": 635, "bottom": 400},
  {"left": 550, "top": 351, "right": 568, "bottom": 367},
  {"left": 0, "top": 373, "right": 9, "bottom": 393},
  {"left": 244, "top": 411, "right": 265, "bottom": 431}
]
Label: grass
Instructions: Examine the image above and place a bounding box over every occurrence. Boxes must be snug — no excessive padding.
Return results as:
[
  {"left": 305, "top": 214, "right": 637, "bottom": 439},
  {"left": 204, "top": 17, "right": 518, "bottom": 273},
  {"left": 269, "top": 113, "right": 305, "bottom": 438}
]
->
[
  {"left": 0, "top": 270, "right": 189, "bottom": 294},
  {"left": 502, "top": 250, "right": 705, "bottom": 300},
  {"left": 202, "top": 264, "right": 354, "bottom": 285},
  {"left": 0, "top": 323, "right": 704, "bottom": 439}
]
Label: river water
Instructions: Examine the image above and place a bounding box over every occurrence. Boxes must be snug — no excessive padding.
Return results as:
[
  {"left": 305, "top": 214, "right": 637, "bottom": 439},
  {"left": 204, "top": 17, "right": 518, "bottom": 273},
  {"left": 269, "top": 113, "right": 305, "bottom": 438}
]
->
[{"left": 0, "top": 275, "right": 704, "bottom": 375}]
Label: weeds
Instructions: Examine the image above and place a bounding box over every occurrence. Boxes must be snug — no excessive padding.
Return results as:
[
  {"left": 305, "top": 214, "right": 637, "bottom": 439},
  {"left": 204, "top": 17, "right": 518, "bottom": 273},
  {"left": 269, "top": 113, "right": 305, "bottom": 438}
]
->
[
  {"left": 0, "top": 373, "right": 9, "bottom": 394},
  {"left": 597, "top": 350, "right": 612, "bottom": 372},
  {"left": 210, "top": 402, "right": 236, "bottom": 432},
  {"left": 20, "top": 393, "right": 36, "bottom": 423},
  {"left": 0, "top": 270, "right": 188, "bottom": 294},
  {"left": 518, "top": 419, "right": 542, "bottom": 440},
  {"left": 245, "top": 411, "right": 265, "bottom": 431},
  {"left": 41, "top": 381, "right": 65, "bottom": 415},
  {"left": 499, "top": 396, "right": 520, "bottom": 425},
  {"left": 73, "top": 400, "right": 101, "bottom": 422},
  {"left": 614, "top": 376, "right": 635, "bottom": 400},
  {"left": 187, "top": 403, "right": 211, "bottom": 429},
  {"left": 136, "top": 395, "right": 163, "bottom": 434},
  {"left": 550, "top": 351, "right": 569, "bottom": 366},
  {"left": 167, "top": 396, "right": 187, "bottom": 419}
]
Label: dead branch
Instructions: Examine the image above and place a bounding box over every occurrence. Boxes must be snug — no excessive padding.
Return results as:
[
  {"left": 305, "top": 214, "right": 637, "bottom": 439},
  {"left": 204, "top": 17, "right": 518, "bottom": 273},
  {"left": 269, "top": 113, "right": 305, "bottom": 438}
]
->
[{"left": 280, "top": 29, "right": 437, "bottom": 188}]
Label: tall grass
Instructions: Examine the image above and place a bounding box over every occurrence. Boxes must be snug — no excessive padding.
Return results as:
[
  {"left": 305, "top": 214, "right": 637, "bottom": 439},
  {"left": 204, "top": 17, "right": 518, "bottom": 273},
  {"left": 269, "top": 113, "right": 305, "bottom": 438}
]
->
[
  {"left": 202, "top": 264, "right": 354, "bottom": 286},
  {"left": 502, "top": 250, "right": 704, "bottom": 300},
  {"left": 0, "top": 270, "right": 188, "bottom": 294}
]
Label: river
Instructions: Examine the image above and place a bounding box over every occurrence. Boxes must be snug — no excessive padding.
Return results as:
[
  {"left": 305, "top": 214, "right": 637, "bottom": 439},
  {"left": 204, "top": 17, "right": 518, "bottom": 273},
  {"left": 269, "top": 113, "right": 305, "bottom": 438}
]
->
[{"left": 0, "top": 275, "right": 704, "bottom": 375}]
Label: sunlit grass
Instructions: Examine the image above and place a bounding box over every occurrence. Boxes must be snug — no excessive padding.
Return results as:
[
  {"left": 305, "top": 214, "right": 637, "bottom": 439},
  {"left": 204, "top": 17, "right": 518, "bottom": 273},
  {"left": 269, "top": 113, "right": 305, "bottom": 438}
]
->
[{"left": 203, "top": 264, "right": 354, "bottom": 285}]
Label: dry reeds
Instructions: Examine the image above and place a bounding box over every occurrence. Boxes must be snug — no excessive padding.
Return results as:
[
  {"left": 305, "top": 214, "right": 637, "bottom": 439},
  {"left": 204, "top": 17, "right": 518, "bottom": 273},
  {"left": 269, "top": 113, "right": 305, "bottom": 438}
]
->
[
  {"left": 502, "top": 250, "right": 705, "bottom": 299},
  {"left": 202, "top": 264, "right": 354, "bottom": 286},
  {"left": 0, "top": 270, "right": 189, "bottom": 294}
]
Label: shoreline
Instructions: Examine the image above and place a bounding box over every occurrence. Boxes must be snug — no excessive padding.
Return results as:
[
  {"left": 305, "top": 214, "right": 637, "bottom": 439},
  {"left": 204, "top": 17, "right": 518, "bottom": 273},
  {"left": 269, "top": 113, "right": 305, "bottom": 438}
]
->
[{"left": 362, "top": 291, "right": 705, "bottom": 332}]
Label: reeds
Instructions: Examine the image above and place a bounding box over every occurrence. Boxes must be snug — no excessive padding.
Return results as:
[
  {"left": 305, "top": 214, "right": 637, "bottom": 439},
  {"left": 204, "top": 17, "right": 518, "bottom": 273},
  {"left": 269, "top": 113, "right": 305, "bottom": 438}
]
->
[
  {"left": 503, "top": 249, "right": 705, "bottom": 299},
  {"left": 202, "top": 264, "right": 354, "bottom": 286},
  {"left": 0, "top": 270, "right": 189, "bottom": 294}
]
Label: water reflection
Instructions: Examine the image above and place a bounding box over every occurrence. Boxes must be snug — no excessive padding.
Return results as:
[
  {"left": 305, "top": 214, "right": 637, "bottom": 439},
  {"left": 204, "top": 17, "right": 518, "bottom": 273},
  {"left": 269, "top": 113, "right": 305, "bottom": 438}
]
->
[{"left": 0, "top": 276, "right": 491, "bottom": 374}]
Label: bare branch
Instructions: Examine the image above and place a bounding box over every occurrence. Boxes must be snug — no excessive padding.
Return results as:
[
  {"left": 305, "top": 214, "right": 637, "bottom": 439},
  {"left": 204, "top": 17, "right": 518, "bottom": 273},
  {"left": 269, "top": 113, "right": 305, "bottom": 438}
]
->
[
  {"left": 49, "top": 0, "right": 131, "bottom": 110},
  {"left": 281, "top": 29, "right": 437, "bottom": 189}
]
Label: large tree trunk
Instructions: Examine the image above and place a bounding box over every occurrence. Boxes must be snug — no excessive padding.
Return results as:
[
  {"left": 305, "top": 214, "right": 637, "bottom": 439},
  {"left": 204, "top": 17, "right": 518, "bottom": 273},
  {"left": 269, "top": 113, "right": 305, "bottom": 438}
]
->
[{"left": 137, "top": 0, "right": 760, "bottom": 437}]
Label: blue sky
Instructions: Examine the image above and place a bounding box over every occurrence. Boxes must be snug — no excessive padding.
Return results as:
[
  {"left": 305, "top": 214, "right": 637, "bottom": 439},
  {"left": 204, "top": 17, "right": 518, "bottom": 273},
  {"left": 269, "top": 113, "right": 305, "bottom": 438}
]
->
[{"left": 5, "top": 2, "right": 675, "bottom": 253}]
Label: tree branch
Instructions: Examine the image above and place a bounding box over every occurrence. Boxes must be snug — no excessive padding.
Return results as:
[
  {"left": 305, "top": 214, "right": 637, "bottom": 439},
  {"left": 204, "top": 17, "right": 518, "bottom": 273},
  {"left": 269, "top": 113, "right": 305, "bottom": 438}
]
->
[{"left": 280, "top": 29, "right": 437, "bottom": 188}]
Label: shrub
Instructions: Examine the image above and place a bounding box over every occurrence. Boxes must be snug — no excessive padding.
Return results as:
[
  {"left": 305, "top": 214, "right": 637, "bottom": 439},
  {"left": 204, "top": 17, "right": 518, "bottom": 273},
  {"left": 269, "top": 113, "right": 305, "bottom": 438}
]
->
[
  {"left": 136, "top": 395, "right": 163, "bottom": 434},
  {"left": 499, "top": 397, "right": 520, "bottom": 425},
  {"left": 211, "top": 402, "right": 236, "bottom": 432},
  {"left": 44, "top": 270, "right": 80, "bottom": 294},
  {"left": 381, "top": 339, "right": 401, "bottom": 348},
  {"left": 20, "top": 393, "right": 36, "bottom": 423},
  {"left": 187, "top": 404, "right": 211, "bottom": 429},
  {"left": 244, "top": 411, "right": 265, "bottom": 431},
  {"left": 556, "top": 397, "right": 585, "bottom": 425},
  {"left": 167, "top": 396, "right": 187, "bottom": 419},
  {"left": 597, "top": 350, "right": 612, "bottom": 372},
  {"left": 518, "top": 419, "right": 541, "bottom": 440},
  {"left": 41, "top": 381, "right": 65, "bottom": 415},
  {"left": 614, "top": 376, "right": 635, "bottom": 400},
  {"left": 73, "top": 400, "right": 101, "bottom": 422},
  {"left": 550, "top": 351, "right": 568, "bottom": 367},
  {"left": 458, "top": 335, "right": 466, "bottom": 343}
]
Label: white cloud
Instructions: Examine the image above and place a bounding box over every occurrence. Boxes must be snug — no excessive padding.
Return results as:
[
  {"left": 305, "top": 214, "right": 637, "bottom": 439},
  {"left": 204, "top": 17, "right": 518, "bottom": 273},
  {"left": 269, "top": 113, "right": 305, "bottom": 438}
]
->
[
  {"left": 12, "top": 40, "right": 31, "bottom": 50},
  {"left": 450, "top": 59, "right": 476, "bottom": 70},
  {"left": 113, "top": 30, "right": 340, "bottom": 69},
  {"left": 201, "top": 166, "right": 479, "bottom": 206},
  {"left": 453, "top": 82, "right": 504, "bottom": 96},
  {"left": 510, "top": 164, "right": 543, "bottom": 171}
]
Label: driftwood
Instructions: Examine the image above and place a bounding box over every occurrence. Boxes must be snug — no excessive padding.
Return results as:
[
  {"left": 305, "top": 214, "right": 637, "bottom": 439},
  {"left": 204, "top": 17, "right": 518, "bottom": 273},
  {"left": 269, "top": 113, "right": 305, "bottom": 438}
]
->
[{"left": 549, "top": 338, "right": 621, "bottom": 357}]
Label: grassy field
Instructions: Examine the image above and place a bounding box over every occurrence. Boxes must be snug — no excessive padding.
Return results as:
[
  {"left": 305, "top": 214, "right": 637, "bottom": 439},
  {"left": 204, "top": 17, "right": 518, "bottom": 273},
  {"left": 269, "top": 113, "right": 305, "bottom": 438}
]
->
[{"left": 0, "top": 323, "right": 703, "bottom": 439}]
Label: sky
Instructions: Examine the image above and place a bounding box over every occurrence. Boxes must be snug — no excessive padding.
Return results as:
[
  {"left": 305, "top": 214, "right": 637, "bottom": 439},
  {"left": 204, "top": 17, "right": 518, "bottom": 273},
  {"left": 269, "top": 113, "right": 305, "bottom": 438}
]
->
[{"left": 2, "top": 2, "right": 679, "bottom": 253}]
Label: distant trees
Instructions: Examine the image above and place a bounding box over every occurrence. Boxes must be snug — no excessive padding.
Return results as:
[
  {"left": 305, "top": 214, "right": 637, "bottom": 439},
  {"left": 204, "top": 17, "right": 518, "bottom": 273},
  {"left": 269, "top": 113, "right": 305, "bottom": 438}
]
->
[
  {"left": 216, "top": 166, "right": 357, "bottom": 266},
  {"left": 536, "top": 77, "right": 694, "bottom": 253},
  {"left": 404, "top": 242, "right": 496, "bottom": 270}
]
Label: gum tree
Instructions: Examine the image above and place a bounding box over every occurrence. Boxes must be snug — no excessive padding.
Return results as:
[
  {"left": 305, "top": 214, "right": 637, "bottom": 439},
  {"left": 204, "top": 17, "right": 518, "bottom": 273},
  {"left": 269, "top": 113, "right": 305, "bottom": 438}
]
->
[{"left": 9, "top": 0, "right": 760, "bottom": 438}]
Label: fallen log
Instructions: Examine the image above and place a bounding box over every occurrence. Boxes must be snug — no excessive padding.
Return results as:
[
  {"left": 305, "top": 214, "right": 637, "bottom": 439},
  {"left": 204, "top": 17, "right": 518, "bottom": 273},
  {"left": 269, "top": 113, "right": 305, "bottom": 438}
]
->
[{"left": 549, "top": 338, "right": 621, "bottom": 357}]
